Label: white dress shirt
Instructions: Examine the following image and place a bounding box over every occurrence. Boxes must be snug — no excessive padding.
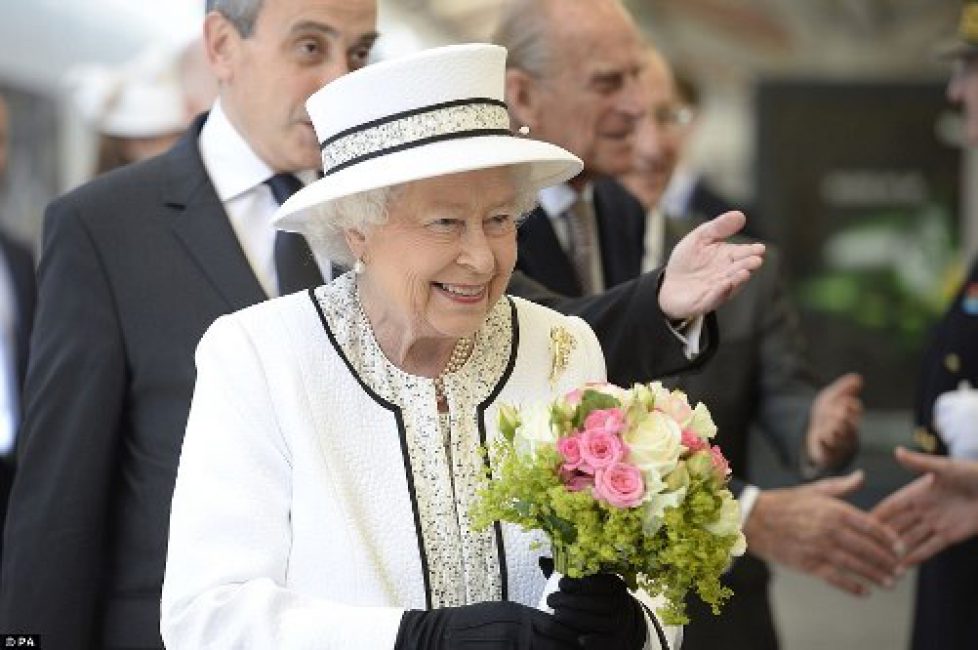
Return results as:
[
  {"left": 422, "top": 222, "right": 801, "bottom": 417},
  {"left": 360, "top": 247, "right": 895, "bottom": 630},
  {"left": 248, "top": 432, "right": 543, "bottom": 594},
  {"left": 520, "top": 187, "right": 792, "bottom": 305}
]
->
[{"left": 199, "top": 100, "right": 326, "bottom": 298}]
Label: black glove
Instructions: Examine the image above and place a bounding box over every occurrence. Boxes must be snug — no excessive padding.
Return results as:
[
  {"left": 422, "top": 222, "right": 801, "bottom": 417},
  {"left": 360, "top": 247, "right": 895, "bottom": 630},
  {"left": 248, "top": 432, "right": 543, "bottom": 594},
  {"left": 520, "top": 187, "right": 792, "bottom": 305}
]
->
[
  {"left": 546, "top": 574, "right": 648, "bottom": 650},
  {"left": 395, "top": 601, "right": 580, "bottom": 650}
]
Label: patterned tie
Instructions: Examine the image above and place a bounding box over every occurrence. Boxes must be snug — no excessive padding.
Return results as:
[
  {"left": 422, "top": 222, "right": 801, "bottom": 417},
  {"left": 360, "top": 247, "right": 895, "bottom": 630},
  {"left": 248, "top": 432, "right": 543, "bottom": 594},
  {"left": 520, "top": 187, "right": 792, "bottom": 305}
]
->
[
  {"left": 265, "top": 173, "right": 326, "bottom": 295},
  {"left": 564, "top": 196, "right": 597, "bottom": 295}
]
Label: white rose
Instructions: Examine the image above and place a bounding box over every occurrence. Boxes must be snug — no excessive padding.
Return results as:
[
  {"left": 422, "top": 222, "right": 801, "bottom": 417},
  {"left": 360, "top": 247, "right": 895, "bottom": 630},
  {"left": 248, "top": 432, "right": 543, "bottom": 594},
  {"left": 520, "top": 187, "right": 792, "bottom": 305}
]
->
[
  {"left": 623, "top": 410, "right": 683, "bottom": 477},
  {"left": 705, "top": 491, "right": 743, "bottom": 544},
  {"left": 687, "top": 402, "right": 718, "bottom": 441},
  {"left": 513, "top": 403, "right": 557, "bottom": 458},
  {"left": 642, "top": 485, "right": 687, "bottom": 535}
]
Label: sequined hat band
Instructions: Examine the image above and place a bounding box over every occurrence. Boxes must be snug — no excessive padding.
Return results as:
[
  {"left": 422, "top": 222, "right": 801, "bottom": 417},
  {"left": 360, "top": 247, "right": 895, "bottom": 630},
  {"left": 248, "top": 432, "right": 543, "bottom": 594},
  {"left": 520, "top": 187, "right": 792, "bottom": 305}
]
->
[{"left": 319, "top": 97, "right": 511, "bottom": 177}]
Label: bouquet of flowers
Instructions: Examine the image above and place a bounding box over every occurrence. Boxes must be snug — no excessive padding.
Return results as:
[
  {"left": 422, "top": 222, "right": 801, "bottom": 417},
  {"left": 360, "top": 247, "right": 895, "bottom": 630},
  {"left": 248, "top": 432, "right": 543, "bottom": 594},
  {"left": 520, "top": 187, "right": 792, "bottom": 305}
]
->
[{"left": 471, "top": 381, "right": 746, "bottom": 625}]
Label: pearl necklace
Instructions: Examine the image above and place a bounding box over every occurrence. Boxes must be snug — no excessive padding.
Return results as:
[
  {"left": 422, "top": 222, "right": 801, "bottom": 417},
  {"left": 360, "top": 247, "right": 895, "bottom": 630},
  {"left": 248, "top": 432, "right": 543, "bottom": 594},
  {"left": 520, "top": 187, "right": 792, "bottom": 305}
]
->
[{"left": 434, "top": 336, "right": 474, "bottom": 406}]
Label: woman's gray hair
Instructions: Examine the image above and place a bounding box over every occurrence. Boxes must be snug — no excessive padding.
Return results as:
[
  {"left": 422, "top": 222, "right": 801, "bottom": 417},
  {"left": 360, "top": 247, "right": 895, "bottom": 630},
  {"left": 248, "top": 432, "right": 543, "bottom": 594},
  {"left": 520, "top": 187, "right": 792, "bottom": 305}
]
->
[
  {"left": 301, "top": 167, "right": 540, "bottom": 269},
  {"left": 206, "top": 0, "right": 264, "bottom": 37},
  {"left": 302, "top": 185, "right": 400, "bottom": 269}
]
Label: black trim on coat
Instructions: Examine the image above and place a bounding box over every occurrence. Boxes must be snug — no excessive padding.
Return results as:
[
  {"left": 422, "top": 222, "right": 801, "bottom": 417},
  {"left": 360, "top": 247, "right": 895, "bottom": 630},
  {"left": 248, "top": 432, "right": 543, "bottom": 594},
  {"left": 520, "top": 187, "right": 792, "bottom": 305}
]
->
[
  {"left": 308, "top": 288, "right": 433, "bottom": 610},
  {"left": 475, "top": 296, "right": 521, "bottom": 602}
]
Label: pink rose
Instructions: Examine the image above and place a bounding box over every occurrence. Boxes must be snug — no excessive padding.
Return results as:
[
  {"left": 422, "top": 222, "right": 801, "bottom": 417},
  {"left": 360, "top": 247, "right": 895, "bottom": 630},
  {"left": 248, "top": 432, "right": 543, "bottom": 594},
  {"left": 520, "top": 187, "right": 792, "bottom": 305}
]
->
[
  {"left": 710, "top": 445, "right": 731, "bottom": 480},
  {"left": 593, "top": 462, "right": 645, "bottom": 508},
  {"left": 681, "top": 429, "right": 708, "bottom": 453},
  {"left": 583, "top": 408, "right": 626, "bottom": 437},
  {"left": 557, "top": 434, "right": 584, "bottom": 472},
  {"left": 579, "top": 430, "right": 624, "bottom": 471}
]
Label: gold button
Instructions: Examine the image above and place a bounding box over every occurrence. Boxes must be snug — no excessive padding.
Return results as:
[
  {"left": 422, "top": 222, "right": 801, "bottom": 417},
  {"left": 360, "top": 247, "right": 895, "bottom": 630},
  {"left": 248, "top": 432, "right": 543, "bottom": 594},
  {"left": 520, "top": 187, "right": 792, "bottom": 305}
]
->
[{"left": 913, "top": 427, "right": 938, "bottom": 453}]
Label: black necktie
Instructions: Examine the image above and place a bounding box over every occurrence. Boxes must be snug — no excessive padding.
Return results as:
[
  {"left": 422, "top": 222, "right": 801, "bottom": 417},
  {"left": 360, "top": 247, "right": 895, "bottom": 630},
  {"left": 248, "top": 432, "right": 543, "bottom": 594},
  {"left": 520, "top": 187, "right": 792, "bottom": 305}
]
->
[{"left": 265, "top": 173, "right": 326, "bottom": 295}]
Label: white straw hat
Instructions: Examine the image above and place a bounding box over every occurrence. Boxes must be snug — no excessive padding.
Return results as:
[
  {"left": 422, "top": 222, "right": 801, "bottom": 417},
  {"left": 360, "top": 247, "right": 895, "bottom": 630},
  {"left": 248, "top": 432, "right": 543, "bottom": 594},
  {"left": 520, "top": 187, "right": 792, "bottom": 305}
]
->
[
  {"left": 69, "top": 46, "right": 187, "bottom": 138},
  {"left": 273, "top": 43, "right": 583, "bottom": 233}
]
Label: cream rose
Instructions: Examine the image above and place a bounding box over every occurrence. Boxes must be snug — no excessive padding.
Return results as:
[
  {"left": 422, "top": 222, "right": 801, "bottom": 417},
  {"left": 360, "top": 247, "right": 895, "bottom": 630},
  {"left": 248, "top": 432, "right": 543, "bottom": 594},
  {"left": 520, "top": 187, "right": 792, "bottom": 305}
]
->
[
  {"left": 513, "top": 403, "right": 557, "bottom": 458},
  {"left": 623, "top": 410, "right": 683, "bottom": 477}
]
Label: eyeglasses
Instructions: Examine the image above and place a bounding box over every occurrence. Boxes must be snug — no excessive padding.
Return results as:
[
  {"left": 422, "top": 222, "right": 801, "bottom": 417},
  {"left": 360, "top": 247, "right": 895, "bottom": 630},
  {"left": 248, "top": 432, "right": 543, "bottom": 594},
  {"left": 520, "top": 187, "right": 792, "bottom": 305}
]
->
[{"left": 651, "top": 105, "right": 695, "bottom": 129}]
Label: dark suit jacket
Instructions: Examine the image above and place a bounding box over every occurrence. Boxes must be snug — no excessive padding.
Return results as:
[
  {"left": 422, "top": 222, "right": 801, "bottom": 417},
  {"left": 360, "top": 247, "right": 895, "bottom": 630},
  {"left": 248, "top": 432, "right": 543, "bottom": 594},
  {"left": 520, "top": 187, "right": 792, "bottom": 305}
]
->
[
  {"left": 0, "top": 232, "right": 35, "bottom": 556},
  {"left": 0, "top": 116, "right": 276, "bottom": 649},
  {"left": 513, "top": 177, "right": 717, "bottom": 385},
  {"left": 515, "top": 178, "right": 646, "bottom": 297},
  {"left": 656, "top": 217, "right": 817, "bottom": 650},
  {"left": 910, "top": 257, "right": 978, "bottom": 650}
]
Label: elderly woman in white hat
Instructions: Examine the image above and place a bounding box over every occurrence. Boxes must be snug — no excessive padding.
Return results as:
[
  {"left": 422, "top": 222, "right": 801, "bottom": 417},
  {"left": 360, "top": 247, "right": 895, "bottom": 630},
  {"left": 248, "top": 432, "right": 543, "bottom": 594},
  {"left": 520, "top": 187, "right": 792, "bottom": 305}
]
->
[{"left": 161, "top": 44, "right": 686, "bottom": 650}]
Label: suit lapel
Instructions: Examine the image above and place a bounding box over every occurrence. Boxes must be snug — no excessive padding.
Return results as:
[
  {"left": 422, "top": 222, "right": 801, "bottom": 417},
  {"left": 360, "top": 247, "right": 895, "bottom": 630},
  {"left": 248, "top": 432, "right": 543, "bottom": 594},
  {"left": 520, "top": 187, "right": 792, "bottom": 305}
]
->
[
  {"left": 516, "top": 207, "right": 582, "bottom": 297},
  {"left": 162, "top": 115, "right": 267, "bottom": 310}
]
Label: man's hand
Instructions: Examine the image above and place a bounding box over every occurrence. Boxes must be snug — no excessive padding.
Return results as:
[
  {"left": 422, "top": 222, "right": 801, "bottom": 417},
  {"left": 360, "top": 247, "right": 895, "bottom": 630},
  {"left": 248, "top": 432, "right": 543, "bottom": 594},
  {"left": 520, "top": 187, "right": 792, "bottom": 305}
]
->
[
  {"left": 871, "top": 447, "right": 978, "bottom": 566},
  {"left": 745, "top": 471, "right": 902, "bottom": 596},
  {"left": 806, "top": 373, "right": 864, "bottom": 471},
  {"left": 658, "top": 211, "right": 766, "bottom": 320}
]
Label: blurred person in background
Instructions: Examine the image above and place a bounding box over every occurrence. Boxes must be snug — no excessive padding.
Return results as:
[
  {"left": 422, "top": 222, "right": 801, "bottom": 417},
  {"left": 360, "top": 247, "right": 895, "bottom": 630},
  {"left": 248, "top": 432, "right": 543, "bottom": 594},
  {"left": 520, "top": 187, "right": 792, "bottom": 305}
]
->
[
  {"left": 653, "top": 71, "right": 759, "bottom": 245},
  {"left": 0, "top": 95, "right": 35, "bottom": 558},
  {"left": 70, "top": 42, "right": 215, "bottom": 176},
  {"left": 619, "top": 48, "right": 883, "bottom": 650},
  {"left": 872, "top": 3, "right": 978, "bottom": 646},
  {"left": 0, "top": 0, "right": 762, "bottom": 647}
]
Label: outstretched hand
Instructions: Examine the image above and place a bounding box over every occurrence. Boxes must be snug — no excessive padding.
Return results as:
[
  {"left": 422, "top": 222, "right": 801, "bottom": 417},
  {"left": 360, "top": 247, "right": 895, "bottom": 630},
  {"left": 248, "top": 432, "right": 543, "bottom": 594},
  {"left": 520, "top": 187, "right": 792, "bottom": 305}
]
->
[
  {"left": 806, "top": 373, "right": 864, "bottom": 471},
  {"left": 871, "top": 447, "right": 978, "bottom": 566},
  {"left": 744, "top": 470, "right": 902, "bottom": 596},
  {"left": 658, "top": 211, "right": 766, "bottom": 320}
]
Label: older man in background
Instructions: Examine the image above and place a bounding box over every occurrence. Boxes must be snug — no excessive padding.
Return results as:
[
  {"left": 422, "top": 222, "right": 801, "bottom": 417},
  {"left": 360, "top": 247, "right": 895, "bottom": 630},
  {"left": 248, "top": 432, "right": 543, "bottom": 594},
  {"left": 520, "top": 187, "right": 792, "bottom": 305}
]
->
[{"left": 494, "top": 2, "right": 901, "bottom": 647}]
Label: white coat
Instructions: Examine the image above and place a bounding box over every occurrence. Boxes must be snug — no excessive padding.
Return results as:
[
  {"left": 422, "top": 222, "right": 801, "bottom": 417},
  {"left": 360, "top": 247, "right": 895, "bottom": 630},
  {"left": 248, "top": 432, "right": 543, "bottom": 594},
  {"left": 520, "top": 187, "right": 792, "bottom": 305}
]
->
[{"left": 161, "top": 284, "right": 610, "bottom": 649}]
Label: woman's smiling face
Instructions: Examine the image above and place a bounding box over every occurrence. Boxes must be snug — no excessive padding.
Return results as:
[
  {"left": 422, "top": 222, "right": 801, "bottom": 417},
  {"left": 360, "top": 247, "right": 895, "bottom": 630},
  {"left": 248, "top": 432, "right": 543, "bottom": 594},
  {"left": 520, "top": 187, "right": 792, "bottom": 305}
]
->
[{"left": 349, "top": 166, "right": 523, "bottom": 341}]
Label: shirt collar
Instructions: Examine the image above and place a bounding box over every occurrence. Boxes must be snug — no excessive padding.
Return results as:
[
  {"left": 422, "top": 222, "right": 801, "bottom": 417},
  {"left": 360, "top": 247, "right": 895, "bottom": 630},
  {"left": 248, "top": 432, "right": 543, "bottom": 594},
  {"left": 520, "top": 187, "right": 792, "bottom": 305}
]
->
[
  {"left": 199, "top": 100, "right": 276, "bottom": 203},
  {"left": 537, "top": 182, "right": 594, "bottom": 218}
]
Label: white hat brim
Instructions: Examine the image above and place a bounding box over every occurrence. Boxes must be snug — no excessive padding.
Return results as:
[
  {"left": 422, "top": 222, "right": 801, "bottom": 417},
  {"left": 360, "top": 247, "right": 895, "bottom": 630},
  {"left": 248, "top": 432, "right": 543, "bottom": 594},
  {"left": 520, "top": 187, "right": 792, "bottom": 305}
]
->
[{"left": 273, "top": 134, "right": 583, "bottom": 233}]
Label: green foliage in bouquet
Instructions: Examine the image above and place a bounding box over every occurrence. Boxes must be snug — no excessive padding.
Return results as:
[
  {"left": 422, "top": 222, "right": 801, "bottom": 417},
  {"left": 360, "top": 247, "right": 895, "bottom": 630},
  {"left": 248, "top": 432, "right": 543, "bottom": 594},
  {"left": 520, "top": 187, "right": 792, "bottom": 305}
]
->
[{"left": 471, "top": 383, "right": 746, "bottom": 625}]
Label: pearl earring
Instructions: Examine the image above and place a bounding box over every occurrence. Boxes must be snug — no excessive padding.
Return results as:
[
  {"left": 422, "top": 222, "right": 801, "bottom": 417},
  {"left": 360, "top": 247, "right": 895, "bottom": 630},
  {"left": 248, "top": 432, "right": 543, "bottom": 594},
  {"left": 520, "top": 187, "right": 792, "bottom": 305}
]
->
[
  {"left": 353, "top": 258, "right": 365, "bottom": 274},
  {"left": 518, "top": 125, "right": 531, "bottom": 136}
]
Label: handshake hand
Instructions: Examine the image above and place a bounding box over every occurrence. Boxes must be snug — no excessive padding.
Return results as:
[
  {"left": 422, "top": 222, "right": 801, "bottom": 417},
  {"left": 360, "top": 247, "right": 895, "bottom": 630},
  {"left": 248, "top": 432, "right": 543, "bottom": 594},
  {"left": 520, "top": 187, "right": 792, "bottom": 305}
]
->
[{"left": 871, "top": 447, "right": 978, "bottom": 566}]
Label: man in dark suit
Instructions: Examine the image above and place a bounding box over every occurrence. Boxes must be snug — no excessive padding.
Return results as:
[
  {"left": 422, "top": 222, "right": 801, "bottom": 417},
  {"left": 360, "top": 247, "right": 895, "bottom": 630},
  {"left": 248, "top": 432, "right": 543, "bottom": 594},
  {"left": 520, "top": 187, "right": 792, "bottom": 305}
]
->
[
  {"left": 617, "top": 48, "right": 903, "bottom": 649},
  {"left": 0, "top": 2, "right": 767, "bottom": 649}
]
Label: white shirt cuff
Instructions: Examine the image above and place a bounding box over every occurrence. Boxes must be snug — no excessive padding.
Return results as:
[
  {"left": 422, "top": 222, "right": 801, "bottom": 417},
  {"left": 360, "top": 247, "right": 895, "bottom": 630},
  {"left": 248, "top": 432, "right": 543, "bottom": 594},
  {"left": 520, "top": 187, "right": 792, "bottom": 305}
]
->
[
  {"left": 666, "top": 315, "right": 705, "bottom": 359},
  {"left": 738, "top": 484, "right": 761, "bottom": 526}
]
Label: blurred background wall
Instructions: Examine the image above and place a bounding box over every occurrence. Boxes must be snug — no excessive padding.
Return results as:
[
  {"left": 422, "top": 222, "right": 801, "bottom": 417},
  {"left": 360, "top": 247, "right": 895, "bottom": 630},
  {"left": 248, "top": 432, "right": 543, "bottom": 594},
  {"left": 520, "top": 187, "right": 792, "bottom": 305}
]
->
[{"left": 0, "top": 1, "right": 970, "bottom": 647}]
